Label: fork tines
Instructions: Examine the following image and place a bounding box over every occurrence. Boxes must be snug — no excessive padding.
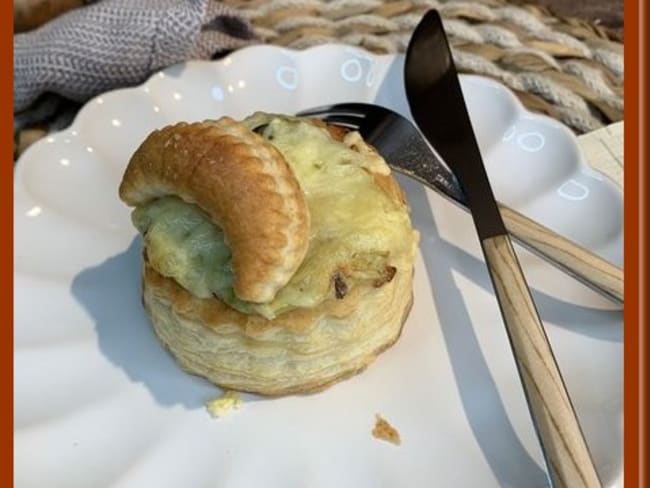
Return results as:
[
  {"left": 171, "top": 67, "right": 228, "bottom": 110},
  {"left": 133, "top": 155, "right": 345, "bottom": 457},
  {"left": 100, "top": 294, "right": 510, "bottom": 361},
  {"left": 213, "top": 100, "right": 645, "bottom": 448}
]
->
[{"left": 297, "top": 103, "right": 377, "bottom": 130}]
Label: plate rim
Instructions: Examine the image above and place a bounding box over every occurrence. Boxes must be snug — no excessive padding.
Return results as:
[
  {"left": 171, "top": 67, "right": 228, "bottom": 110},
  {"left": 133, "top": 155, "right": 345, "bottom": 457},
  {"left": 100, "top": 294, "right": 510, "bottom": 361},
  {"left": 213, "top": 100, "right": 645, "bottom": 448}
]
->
[
  {"left": 13, "top": 42, "right": 623, "bottom": 488},
  {"left": 14, "top": 43, "right": 624, "bottom": 196}
]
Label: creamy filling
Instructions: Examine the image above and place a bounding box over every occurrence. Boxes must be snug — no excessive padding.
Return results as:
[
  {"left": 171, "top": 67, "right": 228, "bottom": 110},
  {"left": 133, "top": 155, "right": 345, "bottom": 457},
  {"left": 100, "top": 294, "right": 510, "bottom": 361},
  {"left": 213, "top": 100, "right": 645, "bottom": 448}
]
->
[{"left": 133, "top": 116, "right": 415, "bottom": 319}]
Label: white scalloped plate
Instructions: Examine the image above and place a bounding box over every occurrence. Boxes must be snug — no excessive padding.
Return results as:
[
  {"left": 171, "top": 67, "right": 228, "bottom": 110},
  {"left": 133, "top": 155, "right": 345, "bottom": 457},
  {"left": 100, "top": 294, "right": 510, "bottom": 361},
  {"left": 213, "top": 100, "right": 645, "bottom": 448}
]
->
[{"left": 14, "top": 45, "right": 623, "bottom": 488}]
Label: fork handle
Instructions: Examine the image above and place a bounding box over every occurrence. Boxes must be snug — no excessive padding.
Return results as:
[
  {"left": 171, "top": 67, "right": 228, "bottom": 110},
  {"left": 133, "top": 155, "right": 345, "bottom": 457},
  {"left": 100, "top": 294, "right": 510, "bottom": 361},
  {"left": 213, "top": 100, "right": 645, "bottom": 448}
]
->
[
  {"left": 482, "top": 235, "right": 602, "bottom": 488},
  {"left": 498, "top": 203, "right": 623, "bottom": 304}
]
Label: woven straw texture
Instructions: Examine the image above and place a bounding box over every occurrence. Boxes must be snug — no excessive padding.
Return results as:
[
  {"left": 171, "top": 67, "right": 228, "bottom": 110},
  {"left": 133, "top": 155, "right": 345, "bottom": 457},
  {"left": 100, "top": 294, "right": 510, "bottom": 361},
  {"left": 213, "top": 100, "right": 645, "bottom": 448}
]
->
[{"left": 224, "top": 0, "right": 624, "bottom": 134}]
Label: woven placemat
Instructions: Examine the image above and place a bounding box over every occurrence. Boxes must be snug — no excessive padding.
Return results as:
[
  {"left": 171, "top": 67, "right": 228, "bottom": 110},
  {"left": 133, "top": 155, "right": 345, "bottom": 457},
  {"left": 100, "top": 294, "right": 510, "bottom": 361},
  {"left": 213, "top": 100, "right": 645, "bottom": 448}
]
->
[
  {"left": 223, "top": 0, "right": 624, "bottom": 134},
  {"left": 13, "top": 0, "right": 624, "bottom": 158}
]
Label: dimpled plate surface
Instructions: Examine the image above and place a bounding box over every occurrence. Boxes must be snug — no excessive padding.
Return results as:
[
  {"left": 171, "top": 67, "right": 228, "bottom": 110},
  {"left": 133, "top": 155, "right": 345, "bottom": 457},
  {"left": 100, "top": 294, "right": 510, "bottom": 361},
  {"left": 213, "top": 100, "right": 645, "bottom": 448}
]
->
[{"left": 14, "top": 45, "right": 623, "bottom": 488}]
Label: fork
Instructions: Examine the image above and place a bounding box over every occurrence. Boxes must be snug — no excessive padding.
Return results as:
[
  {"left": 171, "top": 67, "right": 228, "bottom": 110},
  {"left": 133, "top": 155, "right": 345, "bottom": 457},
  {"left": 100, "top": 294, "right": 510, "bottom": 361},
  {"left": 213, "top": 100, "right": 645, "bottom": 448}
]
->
[{"left": 297, "top": 102, "right": 623, "bottom": 305}]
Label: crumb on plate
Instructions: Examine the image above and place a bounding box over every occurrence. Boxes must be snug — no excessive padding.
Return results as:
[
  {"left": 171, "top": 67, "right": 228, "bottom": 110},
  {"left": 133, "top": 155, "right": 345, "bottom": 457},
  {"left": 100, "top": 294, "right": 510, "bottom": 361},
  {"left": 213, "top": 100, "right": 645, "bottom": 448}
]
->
[
  {"left": 205, "top": 390, "right": 242, "bottom": 418},
  {"left": 372, "top": 414, "right": 401, "bottom": 445}
]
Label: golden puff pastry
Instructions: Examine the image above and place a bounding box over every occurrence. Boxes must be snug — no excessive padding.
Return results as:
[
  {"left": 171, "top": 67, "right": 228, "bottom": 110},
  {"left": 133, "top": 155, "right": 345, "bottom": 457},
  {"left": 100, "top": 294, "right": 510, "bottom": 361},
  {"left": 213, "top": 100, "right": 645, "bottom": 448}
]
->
[
  {"left": 142, "top": 249, "right": 414, "bottom": 395},
  {"left": 119, "top": 117, "right": 310, "bottom": 303},
  {"left": 120, "top": 113, "right": 419, "bottom": 395}
]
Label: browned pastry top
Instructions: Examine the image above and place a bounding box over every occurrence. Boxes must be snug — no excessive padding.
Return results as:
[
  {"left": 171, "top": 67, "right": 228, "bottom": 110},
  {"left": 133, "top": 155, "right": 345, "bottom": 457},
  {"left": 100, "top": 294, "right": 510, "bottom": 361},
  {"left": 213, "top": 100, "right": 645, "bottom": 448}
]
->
[{"left": 119, "top": 117, "right": 310, "bottom": 303}]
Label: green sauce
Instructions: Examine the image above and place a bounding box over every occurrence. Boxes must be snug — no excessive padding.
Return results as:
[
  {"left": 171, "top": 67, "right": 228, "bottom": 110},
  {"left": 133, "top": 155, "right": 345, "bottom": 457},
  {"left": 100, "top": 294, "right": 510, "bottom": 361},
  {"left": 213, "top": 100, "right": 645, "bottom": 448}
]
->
[{"left": 133, "top": 116, "right": 414, "bottom": 319}]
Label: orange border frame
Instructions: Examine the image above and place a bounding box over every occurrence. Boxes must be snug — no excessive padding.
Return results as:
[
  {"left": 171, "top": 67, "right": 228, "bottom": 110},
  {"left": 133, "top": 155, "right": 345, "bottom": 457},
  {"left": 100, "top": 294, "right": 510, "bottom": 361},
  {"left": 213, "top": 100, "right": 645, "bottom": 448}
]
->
[
  {"left": 2, "top": 1, "right": 648, "bottom": 487},
  {"left": 623, "top": 0, "right": 648, "bottom": 487}
]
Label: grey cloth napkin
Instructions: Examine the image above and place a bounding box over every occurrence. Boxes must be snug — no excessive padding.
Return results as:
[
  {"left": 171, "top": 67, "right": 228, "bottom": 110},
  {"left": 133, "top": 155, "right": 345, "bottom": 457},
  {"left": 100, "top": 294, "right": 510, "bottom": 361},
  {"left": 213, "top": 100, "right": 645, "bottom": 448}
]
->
[{"left": 14, "top": 0, "right": 257, "bottom": 136}]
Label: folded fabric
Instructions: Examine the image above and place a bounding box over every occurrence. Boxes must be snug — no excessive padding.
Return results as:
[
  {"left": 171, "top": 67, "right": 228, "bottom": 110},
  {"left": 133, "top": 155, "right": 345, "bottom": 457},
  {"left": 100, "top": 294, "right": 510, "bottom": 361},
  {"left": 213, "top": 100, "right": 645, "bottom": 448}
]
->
[{"left": 14, "top": 0, "right": 258, "bottom": 152}]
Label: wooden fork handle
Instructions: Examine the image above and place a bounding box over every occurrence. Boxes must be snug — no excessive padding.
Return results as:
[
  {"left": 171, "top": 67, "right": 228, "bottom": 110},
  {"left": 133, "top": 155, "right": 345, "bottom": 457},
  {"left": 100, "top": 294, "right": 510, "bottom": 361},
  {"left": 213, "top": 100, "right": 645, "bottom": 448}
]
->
[
  {"left": 482, "top": 235, "right": 602, "bottom": 488},
  {"left": 498, "top": 203, "right": 623, "bottom": 304}
]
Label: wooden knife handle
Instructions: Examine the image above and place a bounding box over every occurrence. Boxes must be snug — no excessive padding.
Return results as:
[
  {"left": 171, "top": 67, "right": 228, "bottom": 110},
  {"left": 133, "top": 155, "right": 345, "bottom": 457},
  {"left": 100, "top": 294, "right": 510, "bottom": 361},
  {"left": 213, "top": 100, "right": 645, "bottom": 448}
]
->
[
  {"left": 498, "top": 203, "right": 623, "bottom": 304},
  {"left": 482, "top": 235, "right": 602, "bottom": 488}
]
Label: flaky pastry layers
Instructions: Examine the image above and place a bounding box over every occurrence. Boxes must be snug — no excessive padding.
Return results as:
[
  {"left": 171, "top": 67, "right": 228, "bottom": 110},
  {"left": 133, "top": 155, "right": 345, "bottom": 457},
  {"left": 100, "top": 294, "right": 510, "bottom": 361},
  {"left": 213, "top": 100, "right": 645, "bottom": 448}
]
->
[
  {"left": 121, "top": 114, "right": 419, "bottom": 395},
  {"left": 143, "top": 249, "right": 414, "bottom": 395}
]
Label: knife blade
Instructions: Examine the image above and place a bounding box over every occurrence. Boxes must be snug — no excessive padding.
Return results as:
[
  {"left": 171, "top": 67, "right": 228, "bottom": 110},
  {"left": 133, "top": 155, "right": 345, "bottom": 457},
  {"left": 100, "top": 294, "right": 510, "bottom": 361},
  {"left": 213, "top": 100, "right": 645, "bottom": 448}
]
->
[
  {"left": 404, "top": 10, "right": 602, "bottom": 488},
  {"left": 365, "top": 107, "right": 623, "bottom": 304}
]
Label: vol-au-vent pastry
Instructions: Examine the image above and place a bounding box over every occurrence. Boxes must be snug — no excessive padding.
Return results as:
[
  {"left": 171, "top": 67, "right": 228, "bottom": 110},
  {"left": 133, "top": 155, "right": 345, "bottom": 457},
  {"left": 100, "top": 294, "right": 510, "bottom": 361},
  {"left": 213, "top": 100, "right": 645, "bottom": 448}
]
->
[{"left": 119, "top": 112, "right": 419, "bottom": 395}]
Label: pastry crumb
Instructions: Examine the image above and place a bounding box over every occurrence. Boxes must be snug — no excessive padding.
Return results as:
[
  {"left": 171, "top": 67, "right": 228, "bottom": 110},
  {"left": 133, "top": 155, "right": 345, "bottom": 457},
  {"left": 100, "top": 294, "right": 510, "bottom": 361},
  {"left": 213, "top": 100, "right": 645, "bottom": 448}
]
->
[
  {"left": 205, "top": 390, "right": 242, "bottom": 418},
  {"left": 372, "top": 414, "right": 401, "bottom": 445}
]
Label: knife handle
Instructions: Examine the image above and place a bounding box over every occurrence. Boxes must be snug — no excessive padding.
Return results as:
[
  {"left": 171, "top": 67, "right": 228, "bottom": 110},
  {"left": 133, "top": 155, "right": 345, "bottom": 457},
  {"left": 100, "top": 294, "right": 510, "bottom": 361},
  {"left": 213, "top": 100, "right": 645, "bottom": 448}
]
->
[
  {"left": 482, "top": 235, "right": 602, "bottom": 488},
  {"left": 498, "top": 203, "right": 623, "bottom": 304}
]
